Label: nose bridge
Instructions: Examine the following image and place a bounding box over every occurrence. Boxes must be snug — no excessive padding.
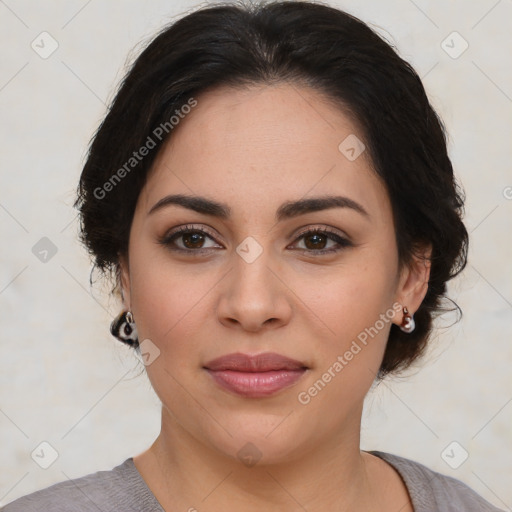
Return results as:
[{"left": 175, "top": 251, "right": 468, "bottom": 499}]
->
[
  {"left": 217, "top": 236, "right": 290, "bottom": 330},
  {"left": 232, "top": 238, "right": 276, "bottom": 304}
]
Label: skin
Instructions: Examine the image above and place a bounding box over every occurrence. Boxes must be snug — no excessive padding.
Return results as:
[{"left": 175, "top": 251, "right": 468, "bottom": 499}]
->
[{"left": 119, "top": 83, "right": 431, "bottom": 511}]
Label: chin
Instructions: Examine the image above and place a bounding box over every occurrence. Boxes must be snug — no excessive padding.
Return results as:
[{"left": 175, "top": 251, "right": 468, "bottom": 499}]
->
[{"left": 204, "top": 415, "right": 311, "bottom": 468}]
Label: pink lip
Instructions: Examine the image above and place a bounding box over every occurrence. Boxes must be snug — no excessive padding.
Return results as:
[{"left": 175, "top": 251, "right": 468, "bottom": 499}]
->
[{"left": 203, "top": 352, "right": 308, "bottom": 398}]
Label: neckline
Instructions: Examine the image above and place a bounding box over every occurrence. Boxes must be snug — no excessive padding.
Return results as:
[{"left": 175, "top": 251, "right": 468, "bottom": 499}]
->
[
  {"left": 123, "top": 451, "right": 421, "bottom": 512},
  {"left": 122, "top": 457, "right": 166, "bottom": 511},
  {"left": 365, "top": 450, "right": 422, "bottom": 511}
]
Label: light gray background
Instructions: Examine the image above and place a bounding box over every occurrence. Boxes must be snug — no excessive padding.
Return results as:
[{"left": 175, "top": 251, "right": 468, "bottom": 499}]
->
[{"left": 1, "top": 0, "right": 511, "bottom": 509}]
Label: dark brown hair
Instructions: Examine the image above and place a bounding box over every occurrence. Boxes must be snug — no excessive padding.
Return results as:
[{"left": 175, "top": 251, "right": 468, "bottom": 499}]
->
[{"left": 74, "top": 0, "right": 468, "bottom": 378}]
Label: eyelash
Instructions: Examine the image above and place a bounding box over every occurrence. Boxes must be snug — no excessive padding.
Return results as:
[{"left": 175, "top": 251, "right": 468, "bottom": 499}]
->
[{"left": 158, "top": 224, "right": 353, "bottom": 256}]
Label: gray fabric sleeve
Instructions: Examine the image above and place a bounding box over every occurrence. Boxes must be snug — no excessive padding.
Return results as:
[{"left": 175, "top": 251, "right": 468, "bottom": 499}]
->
[
  {"left": 370, "top": 450, "right": 506, "bottom": 512},
  {"left": 0, "top": 459, "right": 164, "bottom": 512}
]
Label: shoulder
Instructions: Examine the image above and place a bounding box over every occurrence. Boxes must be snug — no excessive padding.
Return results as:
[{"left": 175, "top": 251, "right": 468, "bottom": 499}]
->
[
  {"left": 369, "top": 450, "right": 505, "bottom": 512},
  {"left": 1, "top": 458, "right": 163, "bottom": 512}
]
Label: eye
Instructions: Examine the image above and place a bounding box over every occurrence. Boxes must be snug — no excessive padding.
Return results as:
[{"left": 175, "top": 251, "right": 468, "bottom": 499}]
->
[
  {"left": 289, "top": 227, "right": 353, "bottom": 255},
  {"left": 158, "top": 224, "right": 222, "bottom": 254},
  {"left": 158, "top": 224, "right": 353, "bottom": 256}
]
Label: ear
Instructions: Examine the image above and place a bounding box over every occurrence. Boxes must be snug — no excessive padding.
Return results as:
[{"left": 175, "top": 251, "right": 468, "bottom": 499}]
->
[
  {"left": 393, "top": 244, "right": 432, "bottom": 326},
  {"left": 118, "top": 252, "right": 131, "bottom": 310}
]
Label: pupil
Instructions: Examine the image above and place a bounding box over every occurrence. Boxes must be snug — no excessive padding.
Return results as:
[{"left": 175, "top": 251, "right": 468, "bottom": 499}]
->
[
  {"left": 306, "top": 233, "right": 326, "bottom": 250},
  {"left": 184, "top": 232, "right": 204, "bottom": 248}
]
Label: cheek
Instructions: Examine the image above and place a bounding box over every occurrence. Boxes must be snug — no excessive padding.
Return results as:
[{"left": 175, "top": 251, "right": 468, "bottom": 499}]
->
[
  {"left": 295, "top": 257, "right": 397, "bottom": 344},
  {"left": 292, "top": 255, "right": 397, "bottom": 396},
  {"left": 294, "top": 277, "right": 394, "bottom": 420},
  {"left": 128, "top": 251, "right": 208, "bottom": 347},
  {"left": 128, "top": 259, "right": 212, "bottom": 409}
]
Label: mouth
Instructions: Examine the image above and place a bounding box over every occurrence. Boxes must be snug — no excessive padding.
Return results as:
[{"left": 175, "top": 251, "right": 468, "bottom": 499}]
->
[{"left": 203, "top": 352, "right": 308, "bottom": 398}]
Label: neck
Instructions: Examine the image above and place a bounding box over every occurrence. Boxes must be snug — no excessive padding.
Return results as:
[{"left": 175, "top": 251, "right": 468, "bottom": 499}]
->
[{"left": 134, "top": 406, "right": 376, "bottom": 511}]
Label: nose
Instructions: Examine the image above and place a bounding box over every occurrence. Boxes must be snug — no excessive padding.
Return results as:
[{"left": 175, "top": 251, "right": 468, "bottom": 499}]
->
[{"left": 216, "top": 245, "right": 292, "bottom": 333}]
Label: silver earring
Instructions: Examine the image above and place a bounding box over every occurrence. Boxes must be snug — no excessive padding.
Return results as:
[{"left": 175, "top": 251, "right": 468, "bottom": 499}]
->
[{"left": 399, "top": 306, "right": 415, "bottom": 333}]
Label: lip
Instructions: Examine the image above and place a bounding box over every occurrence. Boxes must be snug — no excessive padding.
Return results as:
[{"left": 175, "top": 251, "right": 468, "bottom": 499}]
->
[{"left": 203, "top": 352, "right": 308, "bottom": 398}]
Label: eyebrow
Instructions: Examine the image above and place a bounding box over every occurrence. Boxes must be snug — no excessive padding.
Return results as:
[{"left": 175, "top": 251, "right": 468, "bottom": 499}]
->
[{"left": 148, "top": 193, "right": 369, "bottom": 221}]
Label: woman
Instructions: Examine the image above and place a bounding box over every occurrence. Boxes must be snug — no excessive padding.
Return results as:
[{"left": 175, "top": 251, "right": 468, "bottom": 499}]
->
[{"left": 2, "top": 1, "right": 504, "bottom": 510}]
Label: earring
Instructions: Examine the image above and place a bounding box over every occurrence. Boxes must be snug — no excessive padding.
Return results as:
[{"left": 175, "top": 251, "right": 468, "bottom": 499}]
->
[
  {"left": 110, "top": 310, "right": 139, "bottom": 346},
  {"left": 399, "top": 306, "right": 415, "bottom": 333}
]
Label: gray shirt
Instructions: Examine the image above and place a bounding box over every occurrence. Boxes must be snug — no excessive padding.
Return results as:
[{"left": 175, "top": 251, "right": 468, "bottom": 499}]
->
[{"left": 1, "top": 450, "right": 505, "bottom": 511}]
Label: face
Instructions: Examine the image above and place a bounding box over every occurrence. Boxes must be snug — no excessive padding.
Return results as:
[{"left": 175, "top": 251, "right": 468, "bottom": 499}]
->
[{"left": 120, "top": 83, "right": 429, "bottom": 465}]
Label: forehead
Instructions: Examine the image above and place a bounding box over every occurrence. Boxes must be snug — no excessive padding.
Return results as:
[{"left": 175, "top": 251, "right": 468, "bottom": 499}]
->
[{"left": 139, "top": 83, "right": 390, "bottom": 222}]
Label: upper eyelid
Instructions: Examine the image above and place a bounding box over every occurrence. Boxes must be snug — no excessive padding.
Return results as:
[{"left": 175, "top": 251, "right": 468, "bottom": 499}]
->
[
  {"left": 294, "top": 225, "right": 348, "bottom": 238},
  {"left": 166, "top": 224, "right": 219, "bottom": 241}
]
